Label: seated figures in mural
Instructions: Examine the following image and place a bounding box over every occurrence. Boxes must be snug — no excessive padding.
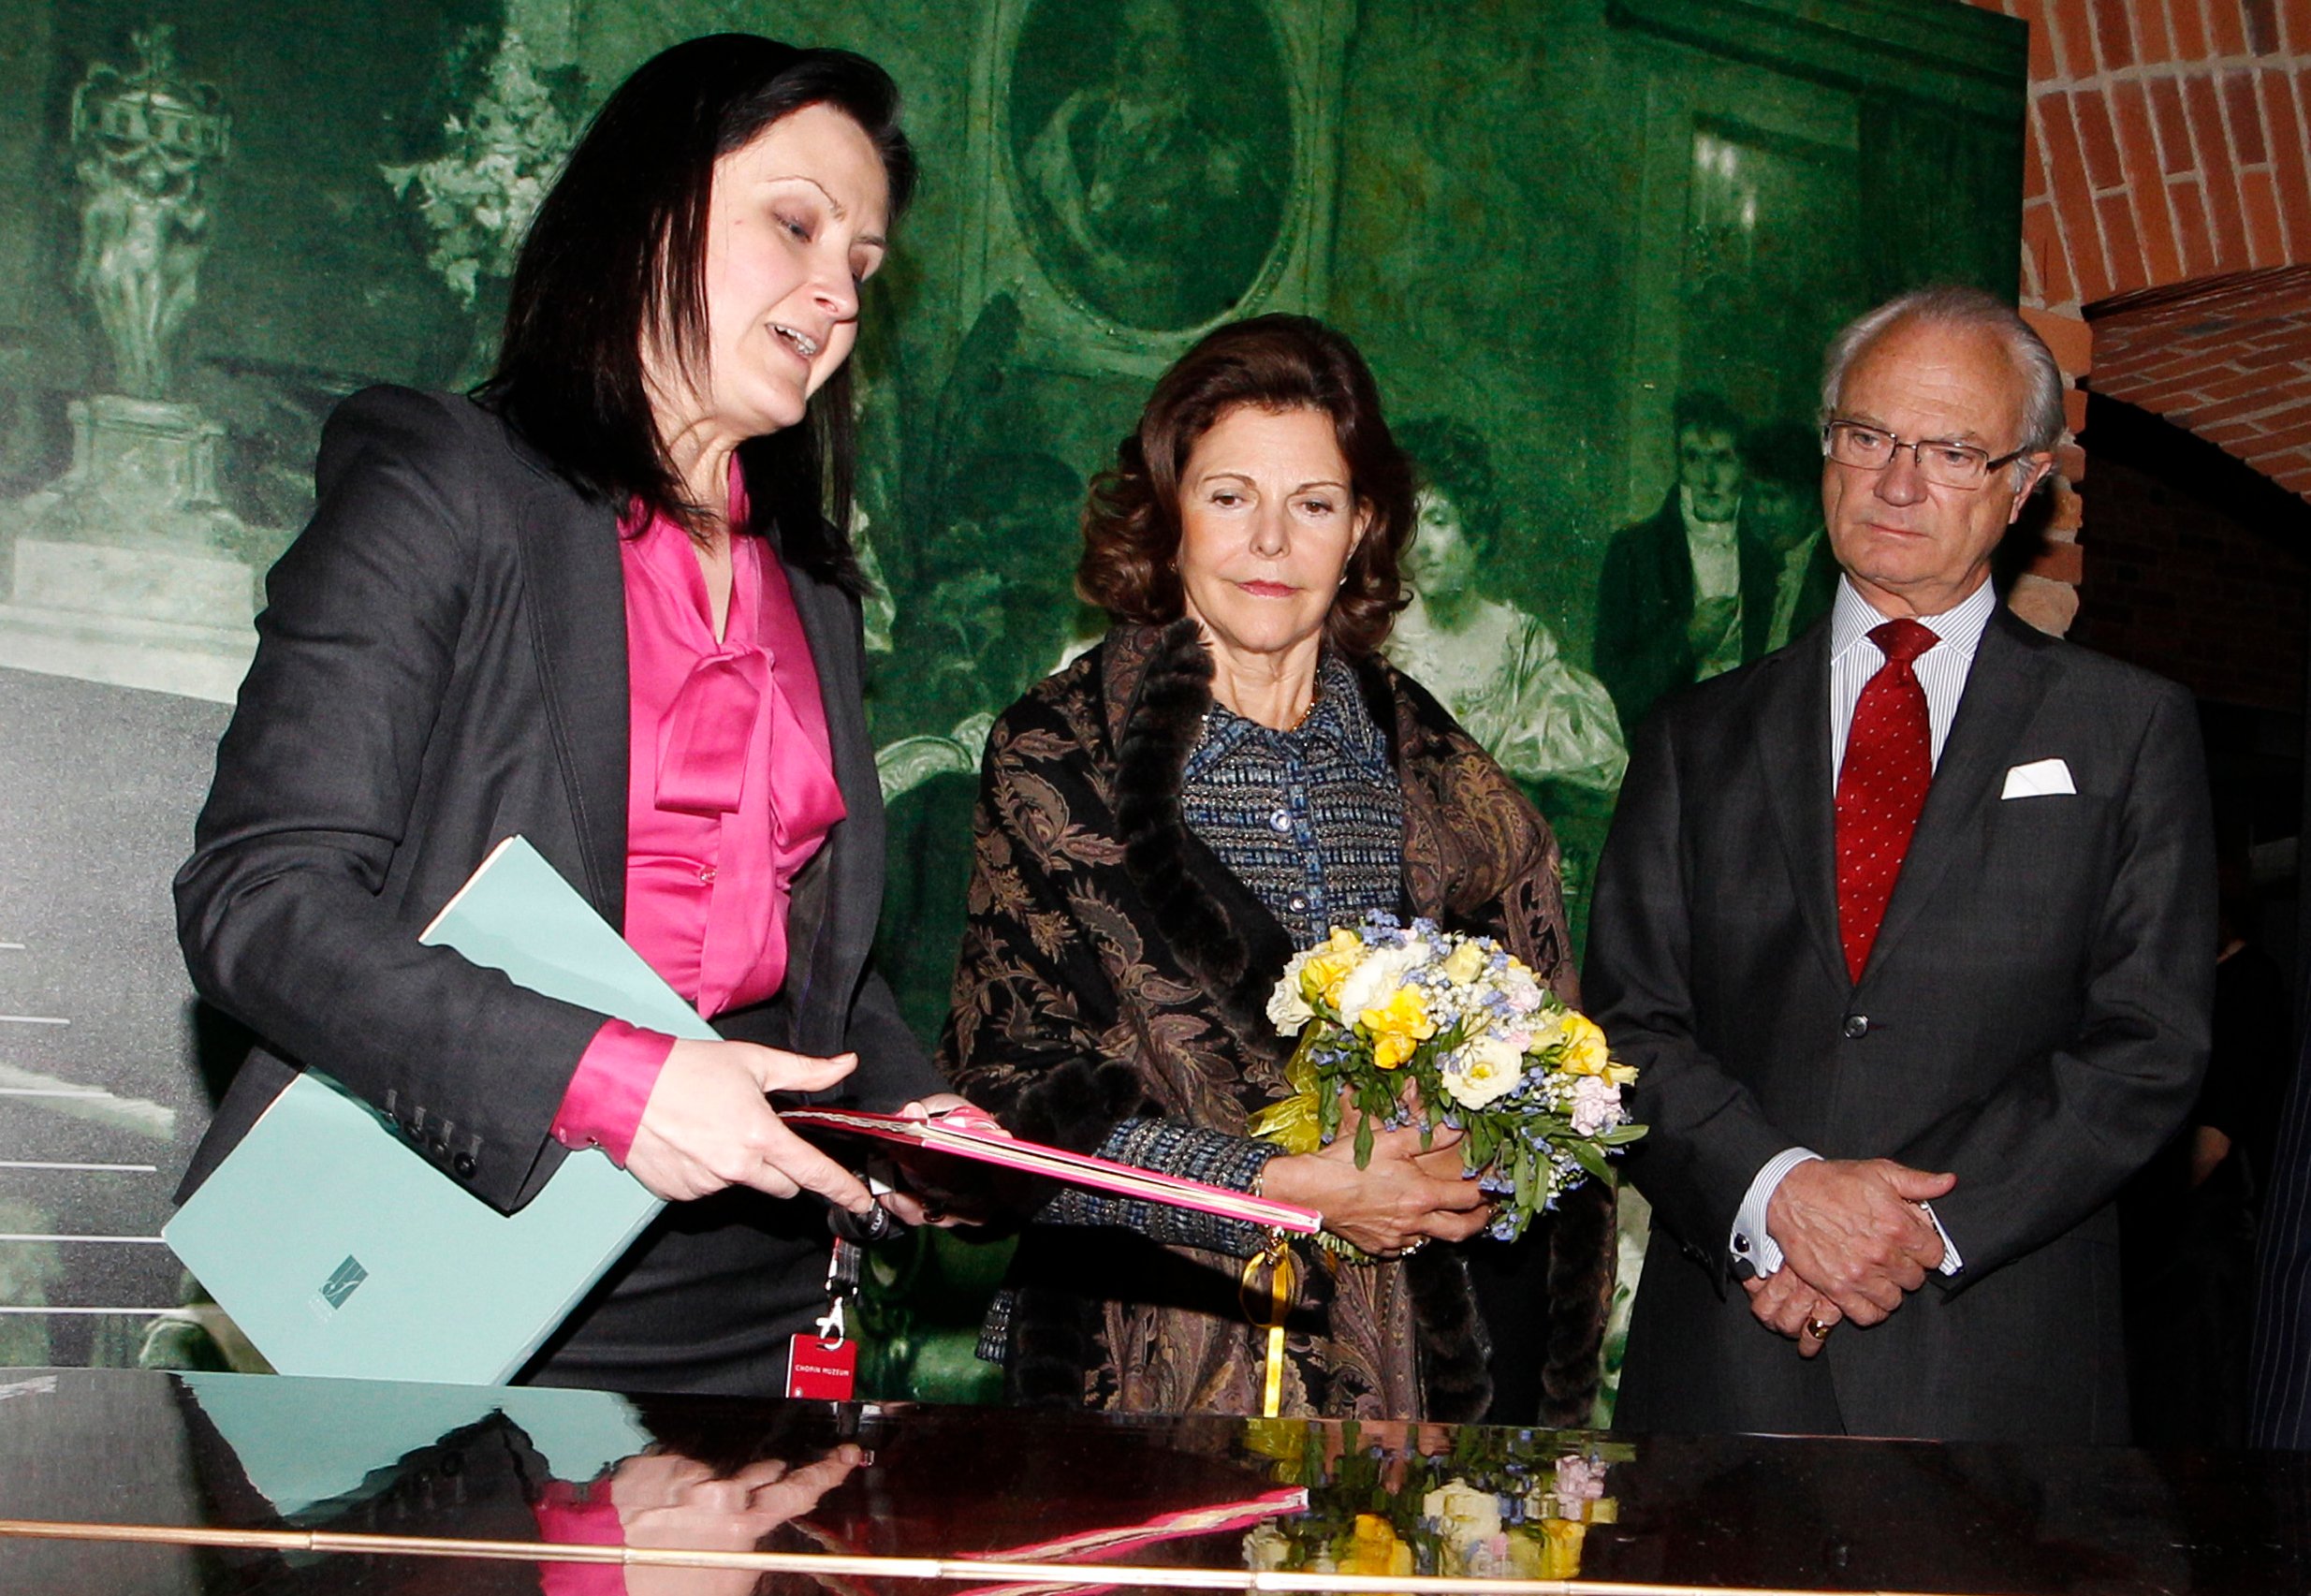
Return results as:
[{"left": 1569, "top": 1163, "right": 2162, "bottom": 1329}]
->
[
  {"left": 171, "top": 37, "right": 965, "bottom": 1396},
  {"left": 1594, "top": 390, "right": 1795, "bottom": 733},
  {"left": 940, "top": 315, "right": 1612, "bottom": 1425},
  {"left": 1388, "top": 418, "right": 1625, "bottom": 795}
]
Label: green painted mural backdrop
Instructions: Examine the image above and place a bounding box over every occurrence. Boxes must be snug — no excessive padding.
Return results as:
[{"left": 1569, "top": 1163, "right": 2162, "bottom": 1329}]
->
[{"left": 0, "top": 0, "right": 2024, "bottom": 1400}]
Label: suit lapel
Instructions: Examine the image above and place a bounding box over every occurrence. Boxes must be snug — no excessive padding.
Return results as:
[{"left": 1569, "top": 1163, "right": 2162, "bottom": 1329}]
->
[
  {"left": 514, "top": 479, "right": 629, "bottom": 929},
  {"left": 1753, "top": 625, "right": 1848, "bottom": 992},
  {"left": 1864, "top": 605, "right": 2054, "bottom": 978},
  {"left": 781, "top": 549, "right": 873, "bottom": 1045}
]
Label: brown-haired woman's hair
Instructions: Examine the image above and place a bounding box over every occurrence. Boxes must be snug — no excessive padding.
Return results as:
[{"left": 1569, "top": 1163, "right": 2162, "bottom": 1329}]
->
[{"left": 1077, "top": 314, "right": 1415, "bottom": 657}]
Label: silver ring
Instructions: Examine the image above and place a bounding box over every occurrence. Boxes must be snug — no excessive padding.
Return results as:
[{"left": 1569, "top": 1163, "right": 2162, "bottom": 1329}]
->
[{"left": 1399, "top": 1238, "right": 1429, "bottom": 1257}]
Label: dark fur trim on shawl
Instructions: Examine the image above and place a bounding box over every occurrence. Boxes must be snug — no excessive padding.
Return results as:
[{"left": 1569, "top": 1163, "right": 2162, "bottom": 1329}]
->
[
  {"left": 1002, "top": 1055, "right": 1162, "bottom": 1157},
  {"left": 1541, "top": 1178, "right": 1615, "bottom": 1428},
  {"left": 1408, "top": 1247, "right": 1493, "bottom": 1425},
  {"left": 1004, "top": 1281, "right": 1104, "bottom": 1408},
  {"left": 1112, "top": 618, "right": 1296, "bottom": 1047}
]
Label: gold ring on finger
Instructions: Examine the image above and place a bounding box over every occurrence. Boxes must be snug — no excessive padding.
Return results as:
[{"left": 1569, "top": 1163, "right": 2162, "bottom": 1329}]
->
[{"left": 1803, "top": 1316, "right": 1834, "bottom": 1342}]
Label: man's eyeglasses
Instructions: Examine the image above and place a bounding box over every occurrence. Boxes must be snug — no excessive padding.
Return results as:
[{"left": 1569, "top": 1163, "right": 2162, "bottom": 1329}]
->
[{"left": 1821, "top": 420, "right": 2032, "bottom": 490}]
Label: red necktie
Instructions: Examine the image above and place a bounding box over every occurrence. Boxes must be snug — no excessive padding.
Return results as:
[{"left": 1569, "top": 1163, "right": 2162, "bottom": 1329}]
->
[{"left": 1836, "top": 618, "right": 1938, "bottom": 982}]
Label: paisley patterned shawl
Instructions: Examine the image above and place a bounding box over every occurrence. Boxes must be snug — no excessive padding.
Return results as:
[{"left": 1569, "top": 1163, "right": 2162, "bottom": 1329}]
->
[{"left": 939, "top": 618, "right": 1608, "bottom": 1424}]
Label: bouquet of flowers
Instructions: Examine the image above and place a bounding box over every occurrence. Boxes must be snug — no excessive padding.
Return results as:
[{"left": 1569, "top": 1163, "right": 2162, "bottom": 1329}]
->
[{"left": 1251, "top": 914, "right": 1644, "bottom": 1243}]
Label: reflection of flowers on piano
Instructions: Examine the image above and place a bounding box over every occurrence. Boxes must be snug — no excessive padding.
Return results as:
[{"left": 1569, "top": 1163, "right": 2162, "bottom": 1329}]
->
[{"left": 1239, "top": 1419, "right": 1628, "bottom": 1582}]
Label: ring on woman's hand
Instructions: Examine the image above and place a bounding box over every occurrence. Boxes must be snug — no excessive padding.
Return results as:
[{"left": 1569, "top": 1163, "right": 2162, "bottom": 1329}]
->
[
  {"left": 1803, "top": 1316, "right": 1834, "bottom": 1342},
  {"left": 1399, "top": 1238, "right": 1429, "bottom": 1257}
]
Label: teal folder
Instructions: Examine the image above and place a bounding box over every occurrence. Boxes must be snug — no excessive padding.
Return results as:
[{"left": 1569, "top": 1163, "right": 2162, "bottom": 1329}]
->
[
  {"left": 163, "top": 836, "right": 709, "bottom": 1385},
  {"left": 179, "top": 1370, "right": 651, "bottom": 1517}
]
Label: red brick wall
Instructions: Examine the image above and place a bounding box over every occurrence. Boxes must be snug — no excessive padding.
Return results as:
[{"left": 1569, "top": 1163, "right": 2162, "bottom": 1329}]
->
[
  {"left": 2094, "top": 265, "right": 2311, "bottom": 497},
  {"left": 1962, "top": 0, "right": 2311, "bottom": 634},
  {"left": 1974, "top": 0, "right": 2311, "bottom": 304}
]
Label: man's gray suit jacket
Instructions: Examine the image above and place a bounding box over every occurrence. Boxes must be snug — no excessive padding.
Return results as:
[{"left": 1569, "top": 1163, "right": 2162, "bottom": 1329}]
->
[{"left": 1589, "top": 601, "right": 2215, "bottom": 1443}]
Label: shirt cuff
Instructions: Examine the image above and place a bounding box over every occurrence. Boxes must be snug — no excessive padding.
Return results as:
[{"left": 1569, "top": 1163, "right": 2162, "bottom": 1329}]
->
[
  {"left": 1918, "top": 1199, "right": 1964, "bottom": 1275},
  {"left": 551, "top": 1020, "right": 676, "bottom": 1165},
  {"left": 1730, "top": 1147, "right": 1821, "bottom": 1278}
]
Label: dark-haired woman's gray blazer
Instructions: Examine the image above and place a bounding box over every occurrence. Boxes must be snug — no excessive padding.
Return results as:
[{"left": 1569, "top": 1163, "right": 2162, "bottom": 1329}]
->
[{"left": 174, "top": 386, "right": 941, "bottom": 1395}]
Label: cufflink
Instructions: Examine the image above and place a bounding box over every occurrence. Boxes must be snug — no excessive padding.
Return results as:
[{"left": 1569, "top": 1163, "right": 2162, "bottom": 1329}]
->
[{"left": 1733, "top": 1232, "right": 1751, "bottom": 1253}]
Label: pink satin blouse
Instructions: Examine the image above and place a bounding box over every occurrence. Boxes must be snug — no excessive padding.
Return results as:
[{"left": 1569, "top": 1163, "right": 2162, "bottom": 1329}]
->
[{"left": 548, "top": 497, "right": 846, "bottom": 1162}]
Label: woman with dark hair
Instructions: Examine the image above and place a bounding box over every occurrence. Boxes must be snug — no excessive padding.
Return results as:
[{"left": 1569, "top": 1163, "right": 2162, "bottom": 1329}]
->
[
  {"left": 1388, "top": 417, "right": 1625, "bottom": 797},
  {"left": 941, "top": 315, "right": 1614, "bottom": 1424},
  {"left": 172, "top": 35, "right": 959, "bottom": 1395}
]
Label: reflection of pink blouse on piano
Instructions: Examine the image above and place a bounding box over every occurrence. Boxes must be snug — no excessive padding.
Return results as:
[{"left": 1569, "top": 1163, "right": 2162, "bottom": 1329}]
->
[{"left": 548, "top": 503, "right": 846, "bottom": 1162}]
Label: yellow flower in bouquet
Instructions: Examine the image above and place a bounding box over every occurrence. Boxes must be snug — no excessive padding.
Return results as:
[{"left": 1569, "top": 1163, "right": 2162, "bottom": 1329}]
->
[
  {"left": 1250, "top": 1052, "right": 1325, "bottom": 1154},
  {"left": 1299, "top": 929, "right": 1364, "bottom": 1007},
  {"left": 1440, "top": 939, "right": 1487, "bottom": 985},
  {"left": 1358, "top": 987, "right": 1435, "bottom": 1070},
  {"left": 1558, "top": 1012, "right": 1613, "bottom": 1076}
]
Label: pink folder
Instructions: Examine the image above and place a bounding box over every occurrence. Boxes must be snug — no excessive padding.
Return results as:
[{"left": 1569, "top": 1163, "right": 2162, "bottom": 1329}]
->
[{"left": 780, "top": 1107, "right": 1322, "bottom": 1236}]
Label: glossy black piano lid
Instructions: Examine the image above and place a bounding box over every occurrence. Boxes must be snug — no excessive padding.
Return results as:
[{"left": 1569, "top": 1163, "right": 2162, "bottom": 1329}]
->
[{"left": 3, "top": 1369, "right": 2309, "bottom": 1593}]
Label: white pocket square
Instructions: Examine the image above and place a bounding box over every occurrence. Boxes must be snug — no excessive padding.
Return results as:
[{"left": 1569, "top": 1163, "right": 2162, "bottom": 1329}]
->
[{"left": 2001, "top": 757, "right": 2076, "bottom": 798}]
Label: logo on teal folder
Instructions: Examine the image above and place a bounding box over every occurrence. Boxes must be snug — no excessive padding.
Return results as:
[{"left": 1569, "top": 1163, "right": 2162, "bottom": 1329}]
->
[{"left": 317, "top": 1255, "right": 369, "bottom": 1311}]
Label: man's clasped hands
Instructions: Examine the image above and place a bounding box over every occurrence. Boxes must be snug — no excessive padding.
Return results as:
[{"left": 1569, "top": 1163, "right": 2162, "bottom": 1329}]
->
[{"left": 1742, "top": 1157, "right": 1956, "bottom": 1357}]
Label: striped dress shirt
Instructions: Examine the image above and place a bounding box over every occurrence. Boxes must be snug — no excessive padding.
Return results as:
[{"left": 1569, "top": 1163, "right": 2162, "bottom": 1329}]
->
[{"left": 1731, "top": 573, "right": 1997, "bottom": 1281}]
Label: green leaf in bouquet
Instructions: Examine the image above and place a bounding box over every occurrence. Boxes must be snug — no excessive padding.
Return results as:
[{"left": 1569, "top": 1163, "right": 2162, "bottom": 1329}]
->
[
  {"left": 1353, "top": 1108, "right": 1375, "bottom": 1168},
  {"left": 1570, "top": 1139, "right": 1613, "bottom": 1181},
  {"left": 1467, "top": 1119, "right": 1495, "bottom": 1172},
  {"left": 1599, "top": 1122, "right": 1649, "bottom": 1146}
]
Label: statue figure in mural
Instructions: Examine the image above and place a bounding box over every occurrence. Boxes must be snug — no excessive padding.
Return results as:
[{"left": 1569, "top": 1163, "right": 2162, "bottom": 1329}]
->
[
  {"left": 1011, "top": 0, "right": 1287, "bottom": 329},
  {"left": 1388, "top": 418, "right": 1626, "bottom": 796},
  {"left": 378, "top": 24, "right": 574, "bottom": 390},
  {"left": 69, "top": 25, "right": 230, "bottom": 402},
  {"left": 0, "top": 20, "right": 260, "bottom": 700},
  {"left": 381, "top": 26, "right": 574, "bottom": 315}
]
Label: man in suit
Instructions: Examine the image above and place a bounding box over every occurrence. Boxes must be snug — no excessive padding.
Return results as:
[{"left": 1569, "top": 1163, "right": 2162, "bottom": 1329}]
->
[
  {"left": 1589, "top": 286, "right": 2215, "bottom": 1443},
  {"left": 1594, "top": 393, "right": 1801, "bottom": 733}
]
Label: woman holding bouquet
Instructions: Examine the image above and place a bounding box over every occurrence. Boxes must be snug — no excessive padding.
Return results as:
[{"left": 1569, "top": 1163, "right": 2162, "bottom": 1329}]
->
[{"left": 940, "top": 315, "right": 1613, "bottom": 1424}]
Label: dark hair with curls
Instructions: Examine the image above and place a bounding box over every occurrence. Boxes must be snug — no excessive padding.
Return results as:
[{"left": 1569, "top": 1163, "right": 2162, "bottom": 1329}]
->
[
  {"left": 1394, "top": 416, "right": 1502, "bottom": 559},
  {"left": 1077, "top": 314, "right": 1415, "bottom": 658},
  {"left": 483, "top": 35, "right": 915, "bottom": 593}
]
